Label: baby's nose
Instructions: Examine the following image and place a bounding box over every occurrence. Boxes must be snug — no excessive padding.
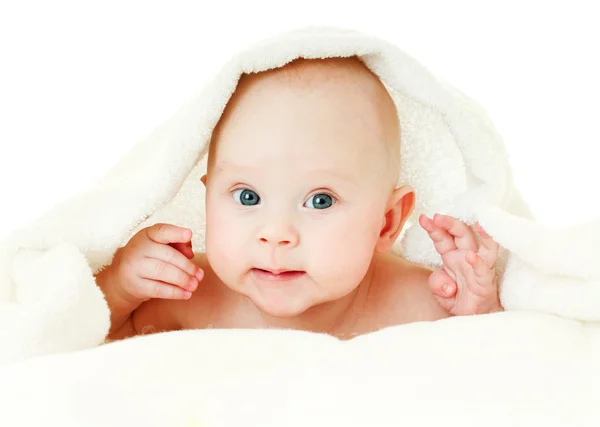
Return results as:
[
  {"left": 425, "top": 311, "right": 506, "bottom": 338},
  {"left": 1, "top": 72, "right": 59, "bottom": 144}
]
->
[{"left": 258, "top": 223, "right": 299, "bottom": 247}]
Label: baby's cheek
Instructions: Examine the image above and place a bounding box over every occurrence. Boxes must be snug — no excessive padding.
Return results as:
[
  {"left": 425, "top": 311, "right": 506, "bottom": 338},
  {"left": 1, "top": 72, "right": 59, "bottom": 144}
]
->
[
  {"left": 205, "top": 207, "right": 241, "bottom": 273},
  {"left": 311, "top": 214, "right": 379, "bottom": 285}
]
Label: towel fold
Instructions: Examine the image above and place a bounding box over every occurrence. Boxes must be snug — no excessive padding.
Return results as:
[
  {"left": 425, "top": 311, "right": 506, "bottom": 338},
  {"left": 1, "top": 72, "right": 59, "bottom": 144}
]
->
[{"left": 0, "top": 26, "right": 597, "bottom": 367}]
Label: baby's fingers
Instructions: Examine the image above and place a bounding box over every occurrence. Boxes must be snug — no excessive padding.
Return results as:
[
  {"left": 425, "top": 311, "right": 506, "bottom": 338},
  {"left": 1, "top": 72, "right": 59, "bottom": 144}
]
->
[
  {"left": 137, "top": 278, "right": 192, "bottom": 300},
  {"left": 419, "top": 214, "right": 457, "bottom": 255},
  {"left": 146, "top": 243, "right": 202, "bottom": 281},
  {"left": 137, "top": 258, "right": 199, "bottom": 293},
  {"left": 433, "top": 214, "right": 478, "bottom": 252},
  {"left": 146, "top": 223, "right": 192, "bottom": 245},
  {"left": 466, "top": 251, "right": 495, "bottom": 286},
  {"left": 170, "top": 241, "right": 194, "bottom": 260},
  {"left": 428, "top": 267, "right": 457, "bottom": 298},
  {"left": 473, "top": 223, "right": 499, "bottom": 266},
  {"left": 428, "top": 268, "right": 458, "bottom": 313}
]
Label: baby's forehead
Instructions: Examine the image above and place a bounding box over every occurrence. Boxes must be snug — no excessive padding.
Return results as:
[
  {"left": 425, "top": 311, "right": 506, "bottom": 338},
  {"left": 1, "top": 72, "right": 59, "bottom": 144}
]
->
[
  {"left": 213, "top": 150, "right": 374, "bottom": 191},
  {"left": 208, "top": 57, "right": 400, "bottom": 182}
]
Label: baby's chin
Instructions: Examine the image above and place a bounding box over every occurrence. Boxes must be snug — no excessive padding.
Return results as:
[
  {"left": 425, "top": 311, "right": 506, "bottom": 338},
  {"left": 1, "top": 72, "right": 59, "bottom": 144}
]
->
[
  {"left": 222, "top": 268, "right": 359, "bottom": 319},
  {"left": 253, "top": 298, "right": 311, "bottom": 319},
  {"left": 232, "top": 273, "right": 326, "bottom": 319},
  {"left": 245, "top": 283, "right": 317, "bottom": 319},
  {"left": 246, "top": 285, "right": 359, "bottom": 321}
]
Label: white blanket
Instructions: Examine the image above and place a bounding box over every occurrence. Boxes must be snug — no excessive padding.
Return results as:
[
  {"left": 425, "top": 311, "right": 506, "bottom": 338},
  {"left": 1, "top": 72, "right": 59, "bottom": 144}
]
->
[
  {"left": 1, "top": 311, "right": 599, "bottom": 426},
  {"left": 0, "top": 26, "right": 598, "bottom": 425}
]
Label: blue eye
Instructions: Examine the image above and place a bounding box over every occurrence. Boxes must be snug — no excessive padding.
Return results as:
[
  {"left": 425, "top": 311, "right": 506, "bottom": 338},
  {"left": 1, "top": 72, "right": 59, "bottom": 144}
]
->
[
  {"left": 232, "top": 189, "right": 260, "bottom": 206},
  {"left": 304, "top": 193, "right": 335, "bottom": 209}
]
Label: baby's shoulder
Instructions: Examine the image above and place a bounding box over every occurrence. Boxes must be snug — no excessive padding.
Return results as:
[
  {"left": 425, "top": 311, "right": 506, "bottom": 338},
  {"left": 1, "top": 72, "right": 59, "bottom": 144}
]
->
[
  {"left": 366, "top": 253, "right": 448, "bottom": 324},
  {"left": 373, "top": 252, "right": 431, "bottom": 289}
]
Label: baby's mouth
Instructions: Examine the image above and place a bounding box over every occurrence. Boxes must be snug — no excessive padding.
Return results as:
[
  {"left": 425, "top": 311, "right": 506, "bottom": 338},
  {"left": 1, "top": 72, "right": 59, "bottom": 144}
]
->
[{"left": 251, "top": 268, "right": 306, "bottom": 282}]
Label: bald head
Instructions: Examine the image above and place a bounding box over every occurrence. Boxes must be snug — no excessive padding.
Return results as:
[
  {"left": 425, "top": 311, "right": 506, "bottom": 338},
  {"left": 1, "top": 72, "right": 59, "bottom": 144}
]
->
[{"left": 208, "top": 56, "right": 401, "bottom": 189}]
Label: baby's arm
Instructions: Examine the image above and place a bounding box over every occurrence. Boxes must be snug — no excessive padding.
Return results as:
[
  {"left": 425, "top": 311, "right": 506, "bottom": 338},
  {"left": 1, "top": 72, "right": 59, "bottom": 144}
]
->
[
  {"left": 419, "top": 214, "right": 503, "bottom": 315},
  {"left": 95, "top": 223, "right": 204, "bottom": 340},
  {"left": 95, "top": 263, "right": 140, "bottom": 340}
]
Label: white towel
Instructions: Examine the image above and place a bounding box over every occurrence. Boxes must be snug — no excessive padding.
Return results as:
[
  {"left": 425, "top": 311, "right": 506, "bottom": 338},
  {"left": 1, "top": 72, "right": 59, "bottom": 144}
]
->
[
  {"left": 1, "top": 311, "right": 599, "bottom": 427},
  {"left": 0, "top": 26, "right": 597, "bottom": 368}
]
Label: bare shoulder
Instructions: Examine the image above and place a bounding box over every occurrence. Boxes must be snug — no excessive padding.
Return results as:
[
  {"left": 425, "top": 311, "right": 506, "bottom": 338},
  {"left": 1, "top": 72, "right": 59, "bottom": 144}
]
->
[
  {"left": 131, "top": 253, "right": 221, "bottom": 336},
  {"left": 131, "top": 297, "right": 181, "bottom": 336},
  {"left": 365, "top": 253, "right": 449, "bottom": 325}
]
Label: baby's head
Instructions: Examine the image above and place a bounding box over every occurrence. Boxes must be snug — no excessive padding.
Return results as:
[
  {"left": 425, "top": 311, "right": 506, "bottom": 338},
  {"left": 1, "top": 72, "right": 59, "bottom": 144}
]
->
[{"left": 202, "top": 56, "right": 414, "bottom": 317}]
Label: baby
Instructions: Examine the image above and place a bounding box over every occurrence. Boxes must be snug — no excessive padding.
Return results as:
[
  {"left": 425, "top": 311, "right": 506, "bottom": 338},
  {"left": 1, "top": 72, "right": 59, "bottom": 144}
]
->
[{"left": 95, "top": 57, "right": 502, "bottom": 341}]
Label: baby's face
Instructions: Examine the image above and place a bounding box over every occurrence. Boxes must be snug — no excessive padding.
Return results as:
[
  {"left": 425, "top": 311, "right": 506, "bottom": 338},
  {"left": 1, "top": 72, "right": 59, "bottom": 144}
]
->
[{"left": 203, "top": 59, "right": 400, "bottom": 318}]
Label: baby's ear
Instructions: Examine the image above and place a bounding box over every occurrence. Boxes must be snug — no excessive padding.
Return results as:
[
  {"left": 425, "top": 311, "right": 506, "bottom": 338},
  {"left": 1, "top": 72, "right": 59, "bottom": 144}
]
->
[
  {"left": 200, "top": 174, "right": 207, "bottom": 187},
  {"left": 375, "top": 185, "right": 415, "bottom": 253}
]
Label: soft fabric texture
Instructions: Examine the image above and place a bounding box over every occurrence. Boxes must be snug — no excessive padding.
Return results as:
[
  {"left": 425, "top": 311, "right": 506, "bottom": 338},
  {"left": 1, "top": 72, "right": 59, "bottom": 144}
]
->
[
  {"left": 0, "top": 26, "right": 598, "bottom": 424},
  {"left": 1, "top": 311, "right": 599, "bottom": 426}
]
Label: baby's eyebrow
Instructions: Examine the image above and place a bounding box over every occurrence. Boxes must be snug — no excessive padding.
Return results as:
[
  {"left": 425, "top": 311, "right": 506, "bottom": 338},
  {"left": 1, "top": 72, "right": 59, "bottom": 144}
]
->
[
  {"left": 212, "top": 161, "right": 255, "bottom": 175},
  {"left": 305, "top": 168, "right": 359, "bottom": 186},
  {"left": 212, "top": 162, "right": 358, "bottom": 187}
]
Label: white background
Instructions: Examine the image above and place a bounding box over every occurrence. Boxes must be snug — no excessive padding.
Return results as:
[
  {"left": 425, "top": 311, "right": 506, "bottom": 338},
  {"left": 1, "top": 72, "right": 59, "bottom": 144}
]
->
[{"left": 0, "top": 0, "right": 598, "bottom": 240}]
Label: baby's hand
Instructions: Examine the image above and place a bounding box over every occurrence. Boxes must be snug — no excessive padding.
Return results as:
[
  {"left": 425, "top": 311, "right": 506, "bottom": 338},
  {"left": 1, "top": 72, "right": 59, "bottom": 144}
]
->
[
  {"left": 104, "top": 223, "right": 204, "bottom": 306},
  {"left": 418, "top": 214, "right": 502, "bottom": 316}
]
